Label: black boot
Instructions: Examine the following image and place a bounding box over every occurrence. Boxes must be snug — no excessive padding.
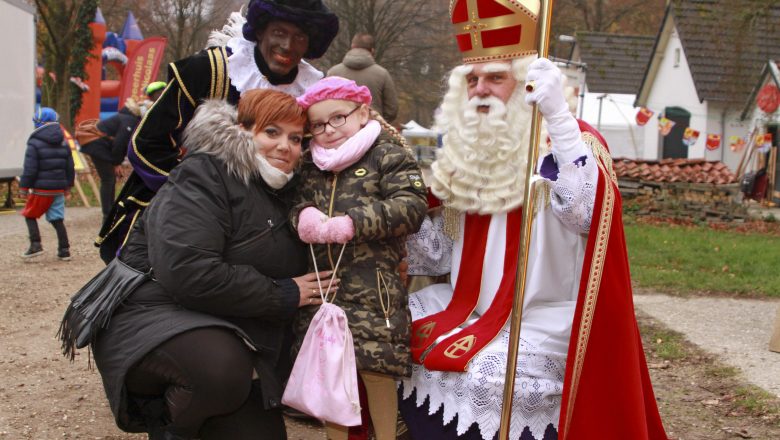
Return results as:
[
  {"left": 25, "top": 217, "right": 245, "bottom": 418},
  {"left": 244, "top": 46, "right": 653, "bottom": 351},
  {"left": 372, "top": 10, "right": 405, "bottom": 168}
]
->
[
  {"left": 51, "top": 219, "right": 71, "bottom": 261},
  {"left": 22, "top": 218, "right": 43, "bottom": 258},
  {"left": 148, "top": 426, "right": 193, "bottom": 440}
]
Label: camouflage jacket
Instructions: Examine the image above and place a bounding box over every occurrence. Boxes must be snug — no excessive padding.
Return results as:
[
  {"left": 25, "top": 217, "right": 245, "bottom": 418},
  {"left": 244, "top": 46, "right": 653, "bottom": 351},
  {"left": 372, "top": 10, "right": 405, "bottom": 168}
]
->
[{"left": 291, "top": 131, "right": 427, "bottom": 377}]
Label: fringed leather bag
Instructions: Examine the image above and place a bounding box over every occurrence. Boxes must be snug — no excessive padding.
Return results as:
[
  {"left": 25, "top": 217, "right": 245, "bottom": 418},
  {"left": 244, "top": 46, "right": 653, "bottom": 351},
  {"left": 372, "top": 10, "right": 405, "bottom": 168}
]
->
[{"left": 57, "top": 258, "right": 151, "bottom": 360}]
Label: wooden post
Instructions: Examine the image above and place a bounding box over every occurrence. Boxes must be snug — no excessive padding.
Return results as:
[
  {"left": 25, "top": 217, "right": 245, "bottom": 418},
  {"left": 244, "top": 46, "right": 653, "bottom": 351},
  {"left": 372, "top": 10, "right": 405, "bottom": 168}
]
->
[
  {"left": 72, "top": 178, "right": 90, "bottom": 207},
  {"left": 767, "top": 147, "right": 777, "bottom": 204},
  {"left": 79, "top": 154, "right": 102, "bottom": 208}
]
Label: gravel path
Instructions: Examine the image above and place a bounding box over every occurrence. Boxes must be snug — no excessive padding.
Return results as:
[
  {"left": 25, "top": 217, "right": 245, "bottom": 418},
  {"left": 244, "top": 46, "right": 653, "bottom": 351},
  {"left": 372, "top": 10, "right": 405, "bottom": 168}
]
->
[
  {"left": 634, "top": 293, "right": 780, "bottom": 398},
  {"left": 0, "top": 207, "right": 97, "bottom": 238},
  {"left": 0, "top": 208, "right": 326, "bottom": 439},
  {"left": 2, "top": 208, "right": 778, "bottom": 438}
]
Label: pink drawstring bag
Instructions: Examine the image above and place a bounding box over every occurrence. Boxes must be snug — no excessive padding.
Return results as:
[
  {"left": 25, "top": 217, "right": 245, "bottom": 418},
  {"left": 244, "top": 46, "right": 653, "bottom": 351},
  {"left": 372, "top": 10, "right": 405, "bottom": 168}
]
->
[{"left": 282, "top": 244, "right": 361, "bottom": 426}]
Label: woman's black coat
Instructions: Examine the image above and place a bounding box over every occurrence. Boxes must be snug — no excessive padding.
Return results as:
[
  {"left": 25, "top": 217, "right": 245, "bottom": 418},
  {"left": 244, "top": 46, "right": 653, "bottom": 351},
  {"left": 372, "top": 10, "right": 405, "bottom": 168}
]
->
[{"left": 92, "top": 100, "right": 307, "bottom": 432}]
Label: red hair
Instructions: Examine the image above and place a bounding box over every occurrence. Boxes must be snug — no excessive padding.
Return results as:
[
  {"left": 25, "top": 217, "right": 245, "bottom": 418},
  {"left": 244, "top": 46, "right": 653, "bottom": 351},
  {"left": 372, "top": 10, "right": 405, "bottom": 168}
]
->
[{"left": 237, "top": 89, "right": 306, "bottom": 133}]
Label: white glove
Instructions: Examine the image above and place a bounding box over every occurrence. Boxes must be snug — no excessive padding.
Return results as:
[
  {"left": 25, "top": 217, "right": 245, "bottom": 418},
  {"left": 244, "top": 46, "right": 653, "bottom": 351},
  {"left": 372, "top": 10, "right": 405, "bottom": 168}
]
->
[{"left": 525, "top": 58, "right": 587, "bottom": 164}]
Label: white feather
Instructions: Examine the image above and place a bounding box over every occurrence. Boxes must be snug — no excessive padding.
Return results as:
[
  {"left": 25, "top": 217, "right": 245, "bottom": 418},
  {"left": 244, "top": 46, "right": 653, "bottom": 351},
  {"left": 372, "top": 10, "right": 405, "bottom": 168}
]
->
[{"left": 206, "top": 9, "right": 247, "bottom": 48}]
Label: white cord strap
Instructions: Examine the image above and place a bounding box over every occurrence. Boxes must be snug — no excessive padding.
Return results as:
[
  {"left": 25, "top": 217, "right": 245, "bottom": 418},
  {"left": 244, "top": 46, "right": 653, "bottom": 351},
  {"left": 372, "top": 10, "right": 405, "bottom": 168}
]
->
[{"left": 309, "top": 243, "right": 347, "bottom": 303}]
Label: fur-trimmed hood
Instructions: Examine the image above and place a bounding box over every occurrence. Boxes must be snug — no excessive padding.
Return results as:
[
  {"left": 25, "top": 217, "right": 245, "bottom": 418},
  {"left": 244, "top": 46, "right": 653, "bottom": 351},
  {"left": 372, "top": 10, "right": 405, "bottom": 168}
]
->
[{"left": 182, "top": 99, "right": 258, "bottom": 186}]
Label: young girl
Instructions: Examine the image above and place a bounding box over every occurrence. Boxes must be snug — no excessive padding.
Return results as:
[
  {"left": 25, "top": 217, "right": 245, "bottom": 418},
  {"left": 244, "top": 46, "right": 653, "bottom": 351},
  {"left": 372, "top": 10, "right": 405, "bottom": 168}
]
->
[{"left": 293, "top": 76, "right": 427, "bottom": 440}]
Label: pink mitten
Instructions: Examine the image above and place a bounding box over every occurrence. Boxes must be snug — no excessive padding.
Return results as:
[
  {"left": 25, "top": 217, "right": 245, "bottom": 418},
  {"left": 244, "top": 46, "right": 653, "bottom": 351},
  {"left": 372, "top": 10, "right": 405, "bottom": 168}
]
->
[
  {"left": 323, "top": 215, "right": 355, "bottom": 244},
  {"left": 297, "top": 206, "right": 328, "bottom": 243}
]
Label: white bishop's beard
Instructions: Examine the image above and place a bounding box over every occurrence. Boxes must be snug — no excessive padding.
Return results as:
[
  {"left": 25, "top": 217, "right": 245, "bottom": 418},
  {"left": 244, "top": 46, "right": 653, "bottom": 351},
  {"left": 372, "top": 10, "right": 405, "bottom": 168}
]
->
[{"left": 430, "top": 66, "right": 533, "bottom": 214}]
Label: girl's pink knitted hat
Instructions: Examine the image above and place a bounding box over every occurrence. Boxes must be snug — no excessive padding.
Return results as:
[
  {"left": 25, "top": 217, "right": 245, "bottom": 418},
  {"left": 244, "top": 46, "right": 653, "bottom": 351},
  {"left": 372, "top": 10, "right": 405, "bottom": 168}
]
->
[{"left": 296, "top": 76, "right": 372, "bottom": 110}]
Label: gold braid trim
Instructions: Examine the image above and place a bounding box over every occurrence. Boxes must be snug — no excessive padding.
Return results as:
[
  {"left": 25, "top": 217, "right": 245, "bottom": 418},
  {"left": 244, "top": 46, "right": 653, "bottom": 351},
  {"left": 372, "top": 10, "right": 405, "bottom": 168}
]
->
[
  {"left": 121, "top": 209, "right": 143, "bottom": 248},
  {"left": 100, "top": 214, "right": 127, "bottom": 243},
  {"left": 175, "top": 89, "right": 183, "bottom": 129},
  {"left": 533, "top": 180, "right": 551, "bottom": 218},
  {"left": 126, "top": 196, "right": 151, "bottom": 207},
  {"left": 212, "top": 47, "right": 228, "bottom": 100},
  {"left": 562, "top": 154, "right": 615, "bottom": 439},
  {"left": 583, "top": 132, "right": 617, "bottom": 185},
  {"left": 442, "top": 207, "right": 460, "bottom": 241},
  {"left": 169, "top": 63, "right": 196, "bottom": 107},
  {"left": 130, "top": 80, "right": 176, "bottom": 177},
  {"left": 207, "top": 49, "right": 216, "bottom": 100}
]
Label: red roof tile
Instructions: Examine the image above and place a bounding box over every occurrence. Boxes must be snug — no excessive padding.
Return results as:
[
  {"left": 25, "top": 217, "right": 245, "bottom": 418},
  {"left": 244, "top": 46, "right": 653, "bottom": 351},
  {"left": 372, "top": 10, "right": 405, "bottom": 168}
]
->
[{"left": 613, "top": 158, "right": 737, "bottom": 184}]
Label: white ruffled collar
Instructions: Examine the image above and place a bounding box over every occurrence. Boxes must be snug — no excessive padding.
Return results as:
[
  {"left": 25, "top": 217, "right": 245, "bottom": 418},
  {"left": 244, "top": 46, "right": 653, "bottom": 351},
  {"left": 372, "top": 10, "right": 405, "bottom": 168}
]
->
[{"left": 226, "top": 37, "right": 323, "bottom": 98}]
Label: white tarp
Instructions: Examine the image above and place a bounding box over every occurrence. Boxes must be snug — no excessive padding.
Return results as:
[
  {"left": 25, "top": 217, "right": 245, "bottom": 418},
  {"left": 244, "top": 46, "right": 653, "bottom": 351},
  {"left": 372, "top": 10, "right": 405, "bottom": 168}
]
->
[
  {"left": 0, "top": 0, "right": 36, "bottom": 178},
  {"left": 402, "top": 120, "right": 437, "bottom": 138},
  {"left": 579, "top": 93, "right": 645, "bottom": 159}
]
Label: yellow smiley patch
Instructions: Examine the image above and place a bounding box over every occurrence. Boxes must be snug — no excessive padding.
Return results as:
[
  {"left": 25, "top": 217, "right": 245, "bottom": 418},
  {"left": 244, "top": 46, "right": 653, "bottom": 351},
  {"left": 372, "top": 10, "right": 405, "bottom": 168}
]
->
[
  {"left": 354, "top": 168, "right": 367, "bottom": 177},
  {"left": 408, "top": 174, "right": 426, "bottom": 192}
]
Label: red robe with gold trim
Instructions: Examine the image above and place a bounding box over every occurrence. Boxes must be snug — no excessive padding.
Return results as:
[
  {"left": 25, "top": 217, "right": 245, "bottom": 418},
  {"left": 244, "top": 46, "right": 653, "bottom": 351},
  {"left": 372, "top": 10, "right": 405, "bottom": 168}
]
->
[
  {"left": 401, "top": 121, "right": 667, "bottom": 440},
  {"left": 557, "top": 121, "right": 667, "bottom": 439}
]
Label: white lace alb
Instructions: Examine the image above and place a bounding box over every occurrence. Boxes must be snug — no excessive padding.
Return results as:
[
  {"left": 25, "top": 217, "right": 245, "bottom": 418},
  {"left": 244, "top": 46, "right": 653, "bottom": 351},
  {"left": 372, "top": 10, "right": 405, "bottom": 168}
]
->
[
  {"left": 402, "top": 147, "right": 600, "bottom": 440},
  {"left": 544, "top": 150, "right": 598, "bottom": 234},
  {"left": 406, "top": 215, "right": 452, "bottom": 276},
  {"left": 401, "top": 292, "right": 565, "bottom": 440}
]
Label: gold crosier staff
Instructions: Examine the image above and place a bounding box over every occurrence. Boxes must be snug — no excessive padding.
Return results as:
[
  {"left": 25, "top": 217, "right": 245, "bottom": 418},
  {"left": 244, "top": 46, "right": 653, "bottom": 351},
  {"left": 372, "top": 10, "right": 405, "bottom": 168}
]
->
[{"left": 497, "top": 0, "right": 555, "bottom": 438}]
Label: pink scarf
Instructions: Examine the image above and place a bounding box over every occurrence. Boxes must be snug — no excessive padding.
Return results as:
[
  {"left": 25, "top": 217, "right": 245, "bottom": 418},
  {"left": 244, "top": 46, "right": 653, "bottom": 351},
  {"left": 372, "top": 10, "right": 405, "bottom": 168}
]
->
[{"left": 311, "top": 120, "right": 381, "bottom": 172}]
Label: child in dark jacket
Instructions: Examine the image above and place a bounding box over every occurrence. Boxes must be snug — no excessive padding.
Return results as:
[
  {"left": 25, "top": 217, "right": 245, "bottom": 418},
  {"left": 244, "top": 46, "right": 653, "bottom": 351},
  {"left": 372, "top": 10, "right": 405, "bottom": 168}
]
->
[
  {"left": 292, "top": 77, "right": 427, "bottom": 440},
  {"left": 19, "top": 107, "right": 75, "bottom": 260}
]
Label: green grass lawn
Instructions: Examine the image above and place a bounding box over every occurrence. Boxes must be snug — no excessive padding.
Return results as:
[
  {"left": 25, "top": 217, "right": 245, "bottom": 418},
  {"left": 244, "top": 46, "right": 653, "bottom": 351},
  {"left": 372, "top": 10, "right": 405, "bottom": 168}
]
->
[{"left": 624, "top": 217, "right": 780, "bottom": 297}]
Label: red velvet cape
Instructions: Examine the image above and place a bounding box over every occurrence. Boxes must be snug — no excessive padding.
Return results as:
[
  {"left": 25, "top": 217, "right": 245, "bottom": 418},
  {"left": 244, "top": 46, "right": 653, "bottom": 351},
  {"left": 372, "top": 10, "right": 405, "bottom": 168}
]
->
[{"left": 557, "top": 121, "right": 667, "bottom": 439}]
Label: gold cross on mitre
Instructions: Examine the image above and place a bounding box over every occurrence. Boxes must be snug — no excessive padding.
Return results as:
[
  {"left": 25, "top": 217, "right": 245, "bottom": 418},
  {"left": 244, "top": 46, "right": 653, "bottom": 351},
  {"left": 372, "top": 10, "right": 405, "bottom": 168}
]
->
[
  {"left": 462, "top": 10, "right": 488, "bottom": 45},
  {"left": 450, "top": 0, "right": 540, "bottom": 64}
]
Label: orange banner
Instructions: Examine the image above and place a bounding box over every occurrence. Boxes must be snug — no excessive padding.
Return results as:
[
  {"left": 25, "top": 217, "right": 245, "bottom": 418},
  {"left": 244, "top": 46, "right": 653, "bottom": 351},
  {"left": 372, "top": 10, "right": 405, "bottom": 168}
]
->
[{"left": 118, "top": 37, "right": 167, "bottom": 106}]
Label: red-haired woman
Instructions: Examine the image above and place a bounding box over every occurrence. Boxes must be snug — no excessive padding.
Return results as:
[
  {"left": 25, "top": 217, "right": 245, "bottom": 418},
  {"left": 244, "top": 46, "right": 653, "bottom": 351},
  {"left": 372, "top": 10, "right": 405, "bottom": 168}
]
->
[{"left": 87, "top": 90, "right": 334, "bottom": 439}]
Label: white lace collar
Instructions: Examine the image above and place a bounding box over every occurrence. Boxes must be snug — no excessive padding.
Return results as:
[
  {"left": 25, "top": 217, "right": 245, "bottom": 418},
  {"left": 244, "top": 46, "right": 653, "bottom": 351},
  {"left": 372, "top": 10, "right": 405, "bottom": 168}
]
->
[{"left": 226, "top": 37, "right": 323, "bottom": 98}]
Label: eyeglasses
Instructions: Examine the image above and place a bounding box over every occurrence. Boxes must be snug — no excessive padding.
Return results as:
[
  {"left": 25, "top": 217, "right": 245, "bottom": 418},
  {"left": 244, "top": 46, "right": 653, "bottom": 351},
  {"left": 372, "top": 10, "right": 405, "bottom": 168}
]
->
[{"left": 309, "top": 106, "right": 361, "bottom": 135}]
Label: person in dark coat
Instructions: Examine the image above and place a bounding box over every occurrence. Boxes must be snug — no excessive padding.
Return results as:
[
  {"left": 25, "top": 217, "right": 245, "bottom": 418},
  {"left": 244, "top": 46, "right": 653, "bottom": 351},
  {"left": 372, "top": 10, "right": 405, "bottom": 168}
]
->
[
  {"left": 327, "top": 33, "right": 399, "bottom": 123},
  {"left": 19, "top": 107, "right": 74, "bottom": 260},
  {"left": 95, "top": 0, "right": 340, "bottom": 264},
  {"left": 91, "top": 90, "right": 334, "bottom": 439},
  {"left": 79, "top": 87, "right": 158, "bottom": 221}
]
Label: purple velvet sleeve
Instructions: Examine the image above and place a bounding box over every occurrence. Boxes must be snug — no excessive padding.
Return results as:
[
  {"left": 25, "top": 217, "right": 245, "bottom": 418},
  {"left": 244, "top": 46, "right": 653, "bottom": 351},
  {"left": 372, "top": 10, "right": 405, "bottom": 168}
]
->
[
  {"left": 539, "top": 153, "right": 588, "bottom": 182},
  {"left": 127, "top": 143, "right": 170, "bottom": 192}
]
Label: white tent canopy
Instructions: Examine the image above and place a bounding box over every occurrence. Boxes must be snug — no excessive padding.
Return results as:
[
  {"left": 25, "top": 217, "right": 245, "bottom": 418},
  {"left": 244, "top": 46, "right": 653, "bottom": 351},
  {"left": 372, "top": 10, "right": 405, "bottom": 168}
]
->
[
  {"left": 579, "top": 93, "right": 645, "bottom": 159},
  {"left": 402, "top": 120, "right": 437, "bottom": 138}
]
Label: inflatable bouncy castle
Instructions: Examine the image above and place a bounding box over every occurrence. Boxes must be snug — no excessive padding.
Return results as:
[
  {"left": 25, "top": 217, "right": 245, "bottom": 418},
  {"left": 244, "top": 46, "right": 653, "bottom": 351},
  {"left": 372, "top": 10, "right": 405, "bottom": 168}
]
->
[{"left": 74, "top": 9, "right": 167, "bottom": 123}]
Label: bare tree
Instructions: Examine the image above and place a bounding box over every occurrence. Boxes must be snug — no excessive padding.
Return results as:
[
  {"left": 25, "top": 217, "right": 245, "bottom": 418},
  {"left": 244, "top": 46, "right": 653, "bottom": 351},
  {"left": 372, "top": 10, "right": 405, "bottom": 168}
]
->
[
  {"left": 553, "top": 0, "right": 665, "bottom": 36},
  {"left": 34, "top": 0, "right": 98, "bottom": 128},
  {"left": 145, "top": 0, "right": 237, "bottom": 63},
  {"left": 322, "top": 0, "right": 460, "bottom": 126}
]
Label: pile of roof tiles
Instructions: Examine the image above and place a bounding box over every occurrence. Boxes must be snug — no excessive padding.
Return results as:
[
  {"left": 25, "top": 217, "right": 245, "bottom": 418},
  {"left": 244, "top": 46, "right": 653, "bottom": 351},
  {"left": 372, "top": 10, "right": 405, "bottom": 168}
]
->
[{"left": 613, "top": 158, "right": 738, "bottom": 185}]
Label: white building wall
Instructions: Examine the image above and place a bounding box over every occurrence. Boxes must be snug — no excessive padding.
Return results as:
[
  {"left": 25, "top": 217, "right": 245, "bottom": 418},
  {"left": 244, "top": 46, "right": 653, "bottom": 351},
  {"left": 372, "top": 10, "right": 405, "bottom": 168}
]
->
[
  {"left": 704, "top": 104, "right": 750, "bottom": 171},
  {"left": 641, "top": 27, "right": 708, "bottom": 160}
]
